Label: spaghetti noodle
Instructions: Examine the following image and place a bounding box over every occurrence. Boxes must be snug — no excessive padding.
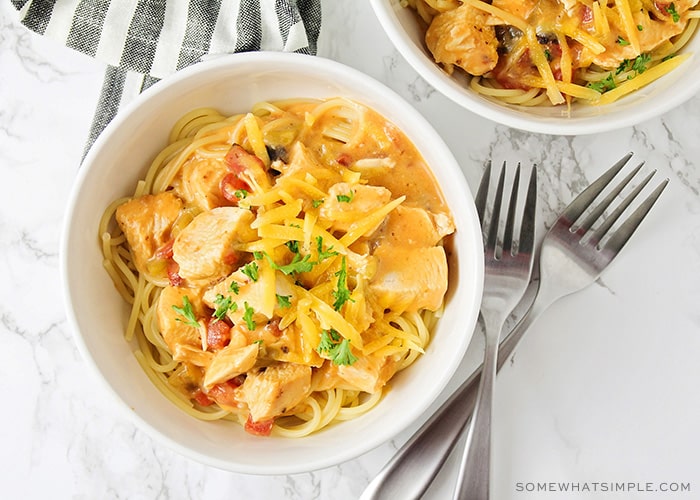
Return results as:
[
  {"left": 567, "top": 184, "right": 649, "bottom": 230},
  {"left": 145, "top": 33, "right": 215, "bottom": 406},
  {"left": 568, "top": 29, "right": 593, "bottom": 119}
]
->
[
  {"left": 403, "top": 0, "right": 699, "bottom": 106},
  {"left": 99, "top": 98, "right": 455, "bottom": 437}
]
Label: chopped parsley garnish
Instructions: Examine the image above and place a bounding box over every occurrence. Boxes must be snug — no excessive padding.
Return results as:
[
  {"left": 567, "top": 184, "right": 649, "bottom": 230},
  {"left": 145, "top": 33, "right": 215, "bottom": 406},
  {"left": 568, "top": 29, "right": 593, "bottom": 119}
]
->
[
  {"left": 587, "top": 72, "right": 616, "bottom": 93},
  {"left": 312, "top": 198, "right": 324, "bottom": 208},
  {"left": 258, "top": 237, "right": 338, "bottom": 276},
  {"left": 243, "top": 302, "right": 256, "bottom": 331},
  {"left": 316, "top": 236, "right": 338, "bottom": 263},
  {"left": 332, "top": 339, "right": 358, "bottom": 365},
  {"left": 276, "top": 294, "right": 292, "bottom": 309},
  {"left": 242, "top": 261, "right": 259, "bottom": 282},
  {"left": 667, "top": 3, "right": 680, "bottom": 22},
  {"left": 172, "top": 296, "right": 200, "bottom": 328},
  {"left": 544, "top": 48, "right": 552, "bottom": 61},
  {"left": 285, "top": 240, "right": 299, "bottom": 254},
  {"left": 316, "top": 329, "right": 357, "bottom": 366},
  {"left": 616, "top": 36, "right": 630, "bottom": 46},
  {"left": 317, "top": 329, "right": 338, "bottom": 354},
  {"left": 234, "top": 189, "right": 248, "bottom": 199},
  {"left": 631, "top": 53, "right": 652, "bottom": 74},
  {"left": 229, "top": 281, "right": 240, "bottom": 294},
  {"left": 332, "top": 256, "right": 354, "bottom": 311},
  {"left": 263, "top": 251, "right": 315, "bottom": 275},
  {"left": 637, "top": 24, "right": 644, "bottom": 31},
  {"left": 336, "top": 190, "right": 354, "bottom": 203},
  {"left": 213, "top": 294, "right": 237, "bottom": 321},
  {"left": 615, "top": 53, "right": 651, "bottom": 80}
]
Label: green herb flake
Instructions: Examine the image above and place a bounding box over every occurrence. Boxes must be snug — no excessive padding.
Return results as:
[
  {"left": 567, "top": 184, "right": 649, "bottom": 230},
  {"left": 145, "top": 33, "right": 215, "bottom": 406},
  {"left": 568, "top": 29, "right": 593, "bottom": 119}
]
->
[
  {"left": 667, "top": 3, "right": 680, "bottom": 22},
  {"left": 242, "top": 261, "right": 259, "bottom": 282},
  {"left": 587, "top": 72, "right": 616, "bottom": 93},
  {"left": 317, "top": 330, "right": 335, "bottom": 355},
  {"left": 285, "top": 240, "right": 300, "bottom": 254},
  {"left": 616, "top": 36, "right": 630, "bottom": 46},
  {"left": 276, "top": 294, "right": 292, "bottom": 309},
  {"left": 234, "top": 189, "right": 248, "bottom": 199},
  {"left": 243, "top": 302, "right": 256, "bottom": 331},
  {"left": 312, "top": 198, "right": 325, "bottom": 208},
  {"left": 332, "top": 339, "right": 358, "bottom": 366},
  {"left": 229, "top": 281, "right": 240, "bottom": 294},
  {"left": 172, "top": 296, "right": 200, "bottom": 328},
  {"left": 263, "top": 251, "right": 315, "bottom": 275},
  {"left": 332, "top": 256, "right": 354, "bottom": 311},
  {"left": 213, "top": 294, "right": 234, "bottom": 321},
  {"left": 544, "top": 48, "right": 552, "bottom": 61},
  {"left": 315, "top": 329, "right": 357, "bottom": 366},
  {"left": 637, "top": 24, "right": 644, "bottom": 31},
  {"left": 631, "top": 53, "right": 651, "bottom": 74},
  {"left": 316, "top": 236, "right": 338, "bottom": 263},
  {"left": 336, "top": 190, "right": 354, "bottom": 203}
]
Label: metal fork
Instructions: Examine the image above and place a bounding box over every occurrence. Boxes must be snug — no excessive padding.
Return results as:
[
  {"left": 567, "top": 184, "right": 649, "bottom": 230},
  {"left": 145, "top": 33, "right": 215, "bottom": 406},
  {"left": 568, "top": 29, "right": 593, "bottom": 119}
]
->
[
  {"left": 454, "top": 162, "right": 536, "bottom": 500},
  {"left": 360, "top": 152, "right": 668, "bottom": 500}
]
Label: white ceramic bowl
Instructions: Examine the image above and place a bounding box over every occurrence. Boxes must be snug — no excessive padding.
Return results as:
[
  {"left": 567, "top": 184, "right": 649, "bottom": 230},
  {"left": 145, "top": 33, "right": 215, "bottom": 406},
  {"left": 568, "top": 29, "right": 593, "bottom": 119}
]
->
[
  {"left": 60, "top": 52, "right": 483, "bottom": 474},
  {"left": 371, "top": 0, "right": 700, "bottom": 135}
]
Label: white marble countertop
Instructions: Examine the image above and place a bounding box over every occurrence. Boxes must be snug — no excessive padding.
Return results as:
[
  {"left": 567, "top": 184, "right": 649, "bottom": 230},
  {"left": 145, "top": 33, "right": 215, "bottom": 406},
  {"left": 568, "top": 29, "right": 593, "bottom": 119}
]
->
[{"left": 3, "top": 1, "right": 700, "bottom": 499}]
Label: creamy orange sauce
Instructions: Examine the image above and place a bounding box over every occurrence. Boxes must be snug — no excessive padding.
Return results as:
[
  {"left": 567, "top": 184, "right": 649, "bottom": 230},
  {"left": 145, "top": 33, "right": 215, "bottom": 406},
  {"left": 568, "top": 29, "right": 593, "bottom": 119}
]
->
[
  {"left": 409, "top": 0, "right": 699, "bottom": 104},
  {"left": 107, "top": 98, "right": 455, "bottom": 436}
]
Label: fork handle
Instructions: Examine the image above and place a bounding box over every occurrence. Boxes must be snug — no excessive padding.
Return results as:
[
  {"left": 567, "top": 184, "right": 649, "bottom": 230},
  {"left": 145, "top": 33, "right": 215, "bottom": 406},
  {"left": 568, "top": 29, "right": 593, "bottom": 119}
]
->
[
  {"left": 452, "top": 312, "right": 503, "bottom": 500},
  {"left": 359, "top": 286, "right": 557, "bottom": 500}
]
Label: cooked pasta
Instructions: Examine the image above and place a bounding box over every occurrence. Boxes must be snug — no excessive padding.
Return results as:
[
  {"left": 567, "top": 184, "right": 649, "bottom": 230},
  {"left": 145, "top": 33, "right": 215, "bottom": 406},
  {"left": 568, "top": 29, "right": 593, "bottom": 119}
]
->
[
  {"left": 100, "top": 98, "right": 455, "bottom": 437},
  {"left": 403, "top": 0, "right": 699, "bottom": 106}
]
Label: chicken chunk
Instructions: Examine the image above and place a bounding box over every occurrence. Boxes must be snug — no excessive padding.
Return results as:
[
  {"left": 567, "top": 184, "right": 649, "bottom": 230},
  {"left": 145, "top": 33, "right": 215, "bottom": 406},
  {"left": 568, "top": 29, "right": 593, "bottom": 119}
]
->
[
  {"left": 239, "top": 363, "right": 312, "bottom": 422},
  {"left": 274, "top": 142, "right": 322, "bottom": 179},
  {"left": 592, "top": 9, "right": 690, "bottom": 68},
  {"left": 203, "top": 268, "right": 296, "bottom": 324},
  {"left": 115, "top": 191, "right": 183, "bottom": 274},
  {"left": 369, "top": 245, "right": 449, "bottom": 313},
  {"left": 320, "top": 182, "right": 392, "bottom": 234},
  {"left": 203, "top": 343, "right": 259, "bottom": 388},
  {"left": 426, "top": 4, "right": 499, "bottom": 76},
  {"left": 376, "top": 205, "right": 454, "bottom": 248},
  {"left": 172, "top": 207, "right": 257, "bottom": 283},
  {"left": 338, "top": 355, "right": 399, "bottom": 394},
  {"left": 156, "top": 285, "right": 205, "bottom": 354},
  {"left": 177, "top": 157, "right": 229, "bottom": 211}
]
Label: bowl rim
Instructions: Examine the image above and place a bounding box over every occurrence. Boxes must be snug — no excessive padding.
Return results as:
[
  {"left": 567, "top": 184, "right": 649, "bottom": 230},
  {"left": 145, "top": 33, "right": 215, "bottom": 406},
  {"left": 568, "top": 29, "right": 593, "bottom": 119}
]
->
[
  {"left": 59, "top": 51, "right": 484, "bottom": 474},
  {"left": 370, "top": 0, "right": 700, "bottom": 135}
]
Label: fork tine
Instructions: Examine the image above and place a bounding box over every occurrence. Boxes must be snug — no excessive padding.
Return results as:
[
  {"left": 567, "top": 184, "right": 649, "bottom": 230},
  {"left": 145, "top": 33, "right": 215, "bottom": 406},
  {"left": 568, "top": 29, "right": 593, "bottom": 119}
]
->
[
  {"left": 561, "top": 152, "right": 633, "bottom": 222},
  {"left": 577, "top": 162, "right": 644, "bottom": 234},
  {"left": 591, "top": 169, "right": 656, "bottom": 244},
  {"left": 475, "top": 161, "right": 492, "bottom": 224},
  {"left": 502, "top": 164, "right": 521, "bottom": 254},
  {"left": 601, "top": 177, "right": 668, "bottom": 254},
  {"left": 486, "top": 163, "right": 507, "bottom": 251},
  {"left": 519, "top": 166, "right": 538, "bottom": 255}
]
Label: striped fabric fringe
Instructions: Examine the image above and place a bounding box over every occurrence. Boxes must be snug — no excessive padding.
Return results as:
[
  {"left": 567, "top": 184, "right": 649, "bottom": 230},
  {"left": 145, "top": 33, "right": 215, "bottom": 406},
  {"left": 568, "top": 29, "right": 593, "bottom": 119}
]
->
[{"left": 10, "top": 0, "right": 322, "bottom": 156}]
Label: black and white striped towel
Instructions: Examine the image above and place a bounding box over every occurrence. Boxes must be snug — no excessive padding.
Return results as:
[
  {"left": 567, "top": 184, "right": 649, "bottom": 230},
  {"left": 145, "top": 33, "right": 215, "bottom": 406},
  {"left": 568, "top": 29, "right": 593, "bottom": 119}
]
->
[{"left": 10, "top": 0, "right": 322, "bottom": 154}]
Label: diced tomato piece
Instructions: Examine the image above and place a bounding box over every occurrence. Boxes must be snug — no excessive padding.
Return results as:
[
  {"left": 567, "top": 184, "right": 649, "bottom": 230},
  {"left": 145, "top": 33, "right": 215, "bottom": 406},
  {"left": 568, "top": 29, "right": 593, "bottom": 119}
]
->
[
  {"left": 581, "top": 5, "right": 593, "bottom": 24},
  {"left": 265, "top": 317, "right": 283, "bottom": 337},
  {"left": 224, "top": 144, "right": 265, "bottom": 174},
  {"left": 192, "top": 389, "right": 214, "bottom": 407},
  {"left": 155, "top": 239, "right": 174, "bottom": 260},
  {"left": 222, "top": 251, "right": 239, "bottom": 266},
  {"left": 208, "top": 379, "right": 243, "bottom": 407},
  {"left": 244, "top": 415, "right": 274, "bottom": 436},
  {"left": 336, "top": 153, "right": 352, "bottom": 166},
  {"left": 167, "top": 260, "right": 183, "bottom": 286},
  {"left": 220, "top": 172, "right": 251, "bottom": 204},
  {"left": 206, "top": 317, "right": 231, "bottom": 350}
]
